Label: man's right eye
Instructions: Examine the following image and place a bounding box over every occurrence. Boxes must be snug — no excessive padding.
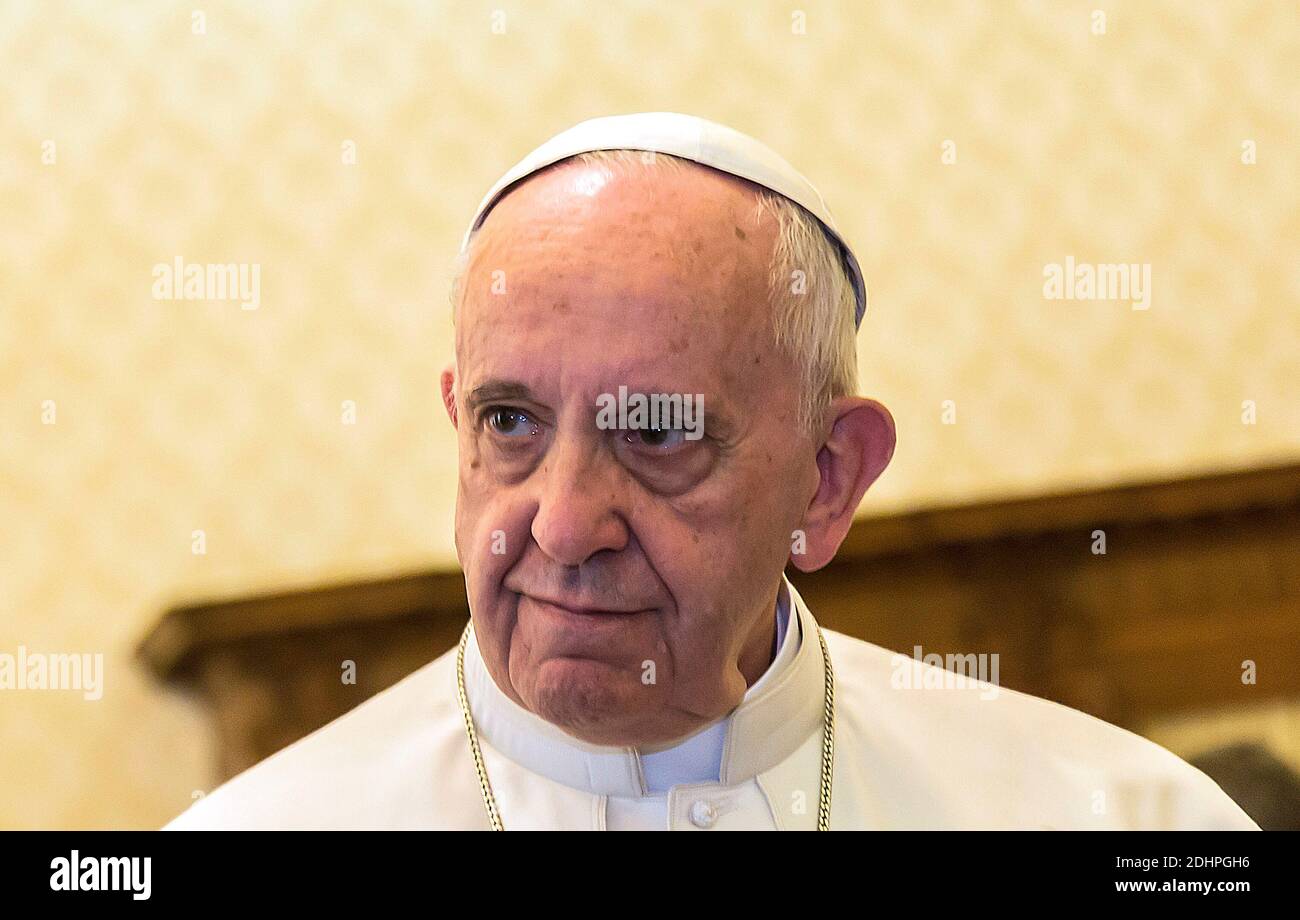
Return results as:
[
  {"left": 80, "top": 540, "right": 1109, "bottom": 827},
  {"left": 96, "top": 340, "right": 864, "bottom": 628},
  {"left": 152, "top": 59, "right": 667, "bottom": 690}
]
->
[{"left": 484, "top": 407, "right": 539, "bottom": 438}]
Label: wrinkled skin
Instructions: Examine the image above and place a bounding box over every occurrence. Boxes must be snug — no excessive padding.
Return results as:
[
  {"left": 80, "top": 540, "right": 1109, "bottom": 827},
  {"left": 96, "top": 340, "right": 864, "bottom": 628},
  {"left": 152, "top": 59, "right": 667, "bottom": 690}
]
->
[{"left": 442, "top": 158, "right": 895, "bottom": 747}]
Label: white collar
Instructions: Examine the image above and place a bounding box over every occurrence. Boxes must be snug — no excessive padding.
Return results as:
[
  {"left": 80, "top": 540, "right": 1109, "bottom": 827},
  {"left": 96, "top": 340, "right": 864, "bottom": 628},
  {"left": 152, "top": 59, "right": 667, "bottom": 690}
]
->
[{"left": 463, "top": 574, "right": 825, "bottom": 797}]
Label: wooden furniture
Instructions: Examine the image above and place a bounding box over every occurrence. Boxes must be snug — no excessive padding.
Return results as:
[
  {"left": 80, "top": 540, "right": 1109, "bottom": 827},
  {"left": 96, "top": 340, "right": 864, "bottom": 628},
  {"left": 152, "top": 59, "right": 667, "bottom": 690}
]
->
[{"left": 139, "top": 462, "right": 1300, "bottom": 782}]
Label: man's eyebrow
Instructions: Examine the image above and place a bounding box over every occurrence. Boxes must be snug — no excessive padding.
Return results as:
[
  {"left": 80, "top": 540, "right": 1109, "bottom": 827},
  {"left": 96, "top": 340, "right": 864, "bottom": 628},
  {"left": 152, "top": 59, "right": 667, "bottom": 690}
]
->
[{"left": 463, "top": 380, "right": 537, "bottom": 411}]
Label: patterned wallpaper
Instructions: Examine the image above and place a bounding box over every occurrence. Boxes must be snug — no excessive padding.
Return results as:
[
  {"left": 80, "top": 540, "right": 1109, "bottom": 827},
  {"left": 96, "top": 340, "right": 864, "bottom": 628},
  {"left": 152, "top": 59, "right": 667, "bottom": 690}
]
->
[{"left": 1, "top": 1, "right": 1296, "bottom": 828}]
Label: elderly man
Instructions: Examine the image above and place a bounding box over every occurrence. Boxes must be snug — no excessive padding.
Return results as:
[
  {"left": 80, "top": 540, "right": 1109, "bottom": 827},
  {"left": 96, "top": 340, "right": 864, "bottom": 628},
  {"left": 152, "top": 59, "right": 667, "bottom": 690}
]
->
[{"left": 166, "top": 113, "right": 1256, "bottom": 830}]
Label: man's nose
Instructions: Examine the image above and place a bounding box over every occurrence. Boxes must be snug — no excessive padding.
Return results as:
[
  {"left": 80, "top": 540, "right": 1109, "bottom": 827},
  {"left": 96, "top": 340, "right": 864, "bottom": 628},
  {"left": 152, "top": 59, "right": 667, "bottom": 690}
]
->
[{"left": 530, "top": 438, "right": 629, "bottom": 567}]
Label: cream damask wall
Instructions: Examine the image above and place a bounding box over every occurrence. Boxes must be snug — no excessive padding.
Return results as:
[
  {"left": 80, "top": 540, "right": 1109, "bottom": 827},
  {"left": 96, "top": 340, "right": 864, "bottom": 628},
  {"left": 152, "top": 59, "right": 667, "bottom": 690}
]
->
[{"left": 1, "top": 1, "right": 1296, "bottom": 828}]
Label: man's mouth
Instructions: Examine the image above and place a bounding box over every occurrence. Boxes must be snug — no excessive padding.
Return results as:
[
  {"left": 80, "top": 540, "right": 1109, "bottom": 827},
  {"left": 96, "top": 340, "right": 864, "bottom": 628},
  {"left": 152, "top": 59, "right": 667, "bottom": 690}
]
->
[{"left": 521, "top": 593, "right": 649, "bottom": 617}]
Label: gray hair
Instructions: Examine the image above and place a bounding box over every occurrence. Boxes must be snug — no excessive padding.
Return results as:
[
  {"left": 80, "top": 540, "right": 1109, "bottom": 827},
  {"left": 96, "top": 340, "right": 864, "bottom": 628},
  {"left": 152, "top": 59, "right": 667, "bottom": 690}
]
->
[{"left": 448, "top": 149, "right": 860, "bottom": 433}]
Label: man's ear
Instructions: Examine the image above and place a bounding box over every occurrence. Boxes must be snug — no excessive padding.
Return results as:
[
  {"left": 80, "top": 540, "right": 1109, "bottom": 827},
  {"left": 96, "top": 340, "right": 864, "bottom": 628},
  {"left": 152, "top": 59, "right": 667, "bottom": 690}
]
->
[
  {"left": 791, "top": 396, "right": 896, "bottom": 572},
  {"left": 440, "top": 362, "right": 458, "bottom": 429}
]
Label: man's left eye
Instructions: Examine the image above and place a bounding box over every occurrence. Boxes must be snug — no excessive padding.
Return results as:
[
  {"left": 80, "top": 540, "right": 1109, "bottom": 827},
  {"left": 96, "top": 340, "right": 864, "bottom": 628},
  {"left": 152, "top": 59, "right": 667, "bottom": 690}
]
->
[
  {"left": 624, "top": 427, "right": 687, "bottom": 450},
  {"left": 485, "top": 408, "right": 539, "bottom": 438}
]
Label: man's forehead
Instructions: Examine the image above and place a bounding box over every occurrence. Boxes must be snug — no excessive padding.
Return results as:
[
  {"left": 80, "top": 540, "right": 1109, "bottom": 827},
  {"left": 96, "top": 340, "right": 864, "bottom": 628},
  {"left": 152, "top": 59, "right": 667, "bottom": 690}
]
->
[
  {"left": 456, "top": 306, "right": 768, "bottom": 407},
  {"left": 478, "top": 174, "right": 767, "bottom": 288},
  {"left": 460, "top": 282, "right": 753, "bottom": 344},
  {"left": 460, "top": 167, "right": 777, "bottom": 333},
  {"left": 459, "top": 352, "right": 736, "bottom": 405},
  {"left": 457, "top": 290, "right": 771, "bottom": 399}
]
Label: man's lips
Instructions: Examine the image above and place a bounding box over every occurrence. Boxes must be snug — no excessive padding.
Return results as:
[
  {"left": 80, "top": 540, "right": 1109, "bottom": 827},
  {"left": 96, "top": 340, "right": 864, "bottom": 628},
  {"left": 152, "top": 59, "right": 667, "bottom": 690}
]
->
[
  {"left": 515, "top": 593, "right": 657, "bottom": 661},
  {"left": 520, "top": 593, "right": 651, "bottom": 617}
]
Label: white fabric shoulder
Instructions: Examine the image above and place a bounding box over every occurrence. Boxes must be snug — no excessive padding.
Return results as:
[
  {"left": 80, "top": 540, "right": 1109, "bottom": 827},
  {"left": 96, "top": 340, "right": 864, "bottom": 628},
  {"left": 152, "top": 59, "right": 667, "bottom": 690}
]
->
[
  {"left": 821, "top": 628, "right": 1258, "bottom": 830},
  {"left": 163, "top": 646, "right": 480, "bottom": 830}
]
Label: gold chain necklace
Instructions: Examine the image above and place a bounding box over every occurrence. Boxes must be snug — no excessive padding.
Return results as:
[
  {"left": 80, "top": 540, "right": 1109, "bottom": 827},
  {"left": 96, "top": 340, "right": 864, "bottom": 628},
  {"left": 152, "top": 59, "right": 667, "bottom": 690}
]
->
[{"left": 455, "top": 618, "right": 836, "bottom": 830}]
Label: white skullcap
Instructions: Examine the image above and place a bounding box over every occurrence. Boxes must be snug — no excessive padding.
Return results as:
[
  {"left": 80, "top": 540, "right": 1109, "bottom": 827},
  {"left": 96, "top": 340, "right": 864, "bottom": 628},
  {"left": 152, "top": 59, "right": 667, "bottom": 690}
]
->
[{"left": 459, "top": 111, "right": 868, "bottom": 327}]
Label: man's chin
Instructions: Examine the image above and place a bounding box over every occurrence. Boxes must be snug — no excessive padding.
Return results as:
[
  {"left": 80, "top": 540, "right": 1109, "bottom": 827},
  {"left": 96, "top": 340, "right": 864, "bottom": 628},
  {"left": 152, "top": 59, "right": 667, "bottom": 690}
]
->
[{"left": 523, "top": 660, "right": 674, "bottom": 747}]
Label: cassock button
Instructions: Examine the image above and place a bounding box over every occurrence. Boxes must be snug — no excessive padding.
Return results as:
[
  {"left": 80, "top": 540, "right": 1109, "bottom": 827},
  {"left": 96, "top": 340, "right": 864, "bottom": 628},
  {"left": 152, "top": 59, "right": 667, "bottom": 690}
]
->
[{"left": 688, "top": 799, "right": 718, "bottom": 829}]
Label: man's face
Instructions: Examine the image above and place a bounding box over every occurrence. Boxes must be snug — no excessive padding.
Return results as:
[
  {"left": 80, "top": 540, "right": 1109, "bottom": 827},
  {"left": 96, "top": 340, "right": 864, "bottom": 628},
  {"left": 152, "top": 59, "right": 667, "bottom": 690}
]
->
[{"left": 447, "top": 159, "right": 821, "bottom": 746}]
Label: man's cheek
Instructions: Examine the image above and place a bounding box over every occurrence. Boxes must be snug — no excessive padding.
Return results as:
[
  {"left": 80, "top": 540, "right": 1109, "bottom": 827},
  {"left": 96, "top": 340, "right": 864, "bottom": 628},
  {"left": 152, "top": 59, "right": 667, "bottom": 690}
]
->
[
  {"left": 464, "top": 497, "right": 531, "bottom": 576},
  {"left": 649, "top": 528, "right": 741, "bottom": 602}
]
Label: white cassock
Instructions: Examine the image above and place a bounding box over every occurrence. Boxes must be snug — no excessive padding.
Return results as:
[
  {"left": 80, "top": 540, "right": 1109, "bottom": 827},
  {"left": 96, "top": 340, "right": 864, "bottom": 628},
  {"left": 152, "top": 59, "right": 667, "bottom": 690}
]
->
[{"left": 165, "top": 575, "right": 1257, "bottom": 830}]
